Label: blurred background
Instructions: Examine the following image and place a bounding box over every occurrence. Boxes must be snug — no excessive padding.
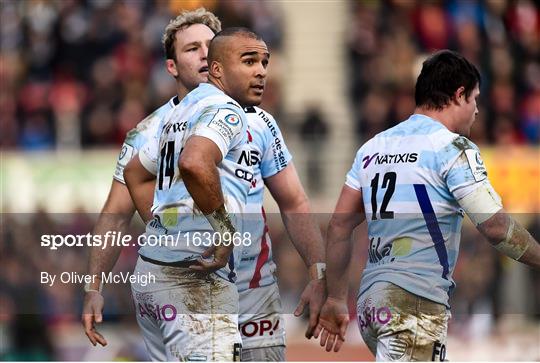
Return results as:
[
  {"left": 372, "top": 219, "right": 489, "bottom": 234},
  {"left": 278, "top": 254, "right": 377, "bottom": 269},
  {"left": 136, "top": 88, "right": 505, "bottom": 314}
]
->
[{"left": 1, "top": 0, "right": 539, "bottom": 360}]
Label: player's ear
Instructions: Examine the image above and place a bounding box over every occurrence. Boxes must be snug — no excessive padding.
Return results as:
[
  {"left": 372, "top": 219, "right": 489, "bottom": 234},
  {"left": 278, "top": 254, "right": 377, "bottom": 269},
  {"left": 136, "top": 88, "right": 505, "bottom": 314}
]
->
[
  {"left": 454, "top": 86, "right": 466, "bottom": 105},
  {"left": 166, "top": 59, "right": 179, "bottom": 78},
  {"left": 209, "top": 60, "right": 223, "bottom": 79}
]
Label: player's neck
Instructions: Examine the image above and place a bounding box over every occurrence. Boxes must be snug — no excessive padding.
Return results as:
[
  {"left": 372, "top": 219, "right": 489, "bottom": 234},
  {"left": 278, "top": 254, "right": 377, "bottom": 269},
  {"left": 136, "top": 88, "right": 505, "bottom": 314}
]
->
[
  {"left": 208, "top": 77, "right": 226, "bottom": 94},
  {"left": 414, "top": 107, "right": 458, "bottom": 133},
  {"left": 176, "top": 82, "right": 191, "bottom": 101}
]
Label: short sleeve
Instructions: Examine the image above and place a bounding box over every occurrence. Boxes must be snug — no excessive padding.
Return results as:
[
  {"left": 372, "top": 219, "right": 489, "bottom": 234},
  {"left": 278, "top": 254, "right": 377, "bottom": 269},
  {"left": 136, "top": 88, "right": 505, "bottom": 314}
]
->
[
  {"left": 190, "top": 107, "right": 245, "bottom": 159},
  {"left": 113, "top": 106, "right": 169, "bottom": 183},
  {"left": 113, "top": 142, "right": 136, "bottom": 184},
  {"left": 345, "top": 148, "right": 363, "bottom": 191},
  {"left": 442, "top": 137, "right": 489, "bottom": 200},
  {"left": 260, "top": 113, "right": 292, "bottom": 178},
  {"left": 139, "top": 136, "right": 159, "bottom": 175}
]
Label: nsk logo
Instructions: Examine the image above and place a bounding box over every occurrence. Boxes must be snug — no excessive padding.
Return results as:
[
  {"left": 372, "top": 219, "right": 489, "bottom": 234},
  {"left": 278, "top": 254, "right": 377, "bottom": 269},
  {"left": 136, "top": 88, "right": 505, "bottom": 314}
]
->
[{"left": 362, "top": 152, "right": 418, "bottom": 169}]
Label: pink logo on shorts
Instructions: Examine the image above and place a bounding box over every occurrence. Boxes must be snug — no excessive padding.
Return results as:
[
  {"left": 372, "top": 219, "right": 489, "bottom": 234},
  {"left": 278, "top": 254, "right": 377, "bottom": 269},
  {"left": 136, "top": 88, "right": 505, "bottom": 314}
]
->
[
  {"left": 138, "top": 303, "right": 177, "bottom": 322},
  {"left": 358, "top": 306, "right": 392, "bottom": 331},
  {"left": 240, "top": 319, "right": 280, "bottom": 337}
]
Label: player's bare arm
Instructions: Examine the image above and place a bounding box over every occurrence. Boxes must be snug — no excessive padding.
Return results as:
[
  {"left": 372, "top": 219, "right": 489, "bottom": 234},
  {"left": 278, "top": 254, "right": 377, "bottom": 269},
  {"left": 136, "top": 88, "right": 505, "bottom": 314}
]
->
[
  {"left": 455, "top": 176, "right": 540, "bottom": 269},
  {"left": 476, "top": 210, "right": 540, "bottom": 269},
  {"left": 82, "top": 179, "right": 136, "bottom": 347},
  {"left": 124, "top": 154, "right": 157, "bottom": 224},
  {"left": 264, "top": 162, "right": 326, "bottom": 338},
  {"left": 316, "top": 185, "right": 365, "bottom": 352},
  {"left": 179, "top": 135, "right": 236, "bottom": 272}
]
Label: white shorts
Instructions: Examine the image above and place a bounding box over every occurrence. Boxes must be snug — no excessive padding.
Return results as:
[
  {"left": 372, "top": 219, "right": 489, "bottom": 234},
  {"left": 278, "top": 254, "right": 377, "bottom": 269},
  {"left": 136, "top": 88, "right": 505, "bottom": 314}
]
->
[
  {"left": 240, "top": 345, "right": 285, "bottom": 362},
  {"left": 131, "top": 257, "right": 242, "bottom": 361},
  {"left": 357, "top": 282, "right": 450, "bottom": 361},
  {"left": 238, "top": 283, "right": 286, "bottom": 350}
]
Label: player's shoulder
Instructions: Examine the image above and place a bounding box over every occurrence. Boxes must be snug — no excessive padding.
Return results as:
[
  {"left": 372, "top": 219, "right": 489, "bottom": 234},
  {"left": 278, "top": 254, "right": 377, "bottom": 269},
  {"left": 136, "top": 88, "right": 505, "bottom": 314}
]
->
[
  {"left": 244, "top": 106, "right": 279, "bottom": 134},
  {"left": 125, "top": 97, "right": 177, "bottom": 143},
  {"left": 447, "top": 134, "right": 480, "bottom": 152},
  {"left": 191, "top": 83, "right": 243, "bottom": 112},
  {"left": 437, "top": 132, "right": 480, "bottom": 160}
]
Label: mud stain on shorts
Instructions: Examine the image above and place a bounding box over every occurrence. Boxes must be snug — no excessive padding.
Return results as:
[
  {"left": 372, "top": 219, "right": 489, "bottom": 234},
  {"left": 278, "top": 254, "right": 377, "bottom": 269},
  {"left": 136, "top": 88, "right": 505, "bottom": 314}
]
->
[
  {"left": 362, "top": 284, "right": 448, "bottom": 361},
  {"left": 161, "top": 266, "right": 211, "bottom": 314}
]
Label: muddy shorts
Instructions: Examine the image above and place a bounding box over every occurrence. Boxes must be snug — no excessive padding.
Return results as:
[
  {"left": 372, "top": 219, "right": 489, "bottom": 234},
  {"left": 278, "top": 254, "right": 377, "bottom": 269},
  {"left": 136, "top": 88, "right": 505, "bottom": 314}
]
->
[
  {"left": 238, "top": 283, "right": 285, "bottom": 360},
  {"left": 240, "top": 345, "right": 285, "bottom": 362},
  {"left": 357, "top": 282, "right": 450, "bottom": 361},
  {"left": 131, "top": 257, "right": 242, "bottom": 361},
  {"left": 238, "top": 283, "right": 286, "bottom": 350}
]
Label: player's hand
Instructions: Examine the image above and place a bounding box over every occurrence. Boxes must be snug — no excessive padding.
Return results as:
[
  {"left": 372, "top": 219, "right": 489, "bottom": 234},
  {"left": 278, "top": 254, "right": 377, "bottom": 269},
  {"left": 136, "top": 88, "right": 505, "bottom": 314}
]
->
[
  {"left": 189, "top": 242, "right": 234, "bottom": 273},
  {"left": 81, "top": 291, "right": 107, "bottom": 347},
  {"left": 313, "top": 297, "right": 349, "bottom": 352},
  {"left": 294, "top": 278, "right": 326, "bottom": 339}
]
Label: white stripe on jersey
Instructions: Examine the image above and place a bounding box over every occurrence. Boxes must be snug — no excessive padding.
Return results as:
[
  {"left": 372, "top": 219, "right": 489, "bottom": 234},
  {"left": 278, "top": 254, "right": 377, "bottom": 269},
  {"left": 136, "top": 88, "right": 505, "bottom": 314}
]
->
[{"left": 348, "top": 114, "right": 490, "bottom": 307}]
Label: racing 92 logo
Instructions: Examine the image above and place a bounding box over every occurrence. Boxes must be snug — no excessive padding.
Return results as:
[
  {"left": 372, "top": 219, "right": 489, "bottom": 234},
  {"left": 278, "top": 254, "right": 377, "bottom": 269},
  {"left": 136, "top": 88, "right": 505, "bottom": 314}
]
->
[{"left": 225, "top": 114, "right": 240, "bottom": 126}]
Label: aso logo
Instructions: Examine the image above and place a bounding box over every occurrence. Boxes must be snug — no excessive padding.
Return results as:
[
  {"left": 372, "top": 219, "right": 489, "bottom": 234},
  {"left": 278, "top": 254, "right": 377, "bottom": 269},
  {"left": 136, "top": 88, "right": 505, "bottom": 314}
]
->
[
  {"left": 225, "top": 114, "right": 240, "bottom": 126},
  {"left": 138, "top": 303, "right": 177, "bottom": 321}
]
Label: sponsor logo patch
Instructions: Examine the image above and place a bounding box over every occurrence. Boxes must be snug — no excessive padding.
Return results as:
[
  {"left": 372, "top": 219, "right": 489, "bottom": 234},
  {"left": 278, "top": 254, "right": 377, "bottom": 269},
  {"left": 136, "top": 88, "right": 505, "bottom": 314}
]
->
[
  {"left": 225, "top": 114, "right": 240, "bottom": 126},
  {"left": 240, "top": 319, "right": 280, "bottom": 337},
  {"left": 207, "top": 110, "right": 241, "bottom": 143},
  {"left": 363, "top": 152, "right": 418, "bottom": 168},
  {"left": 117, "top": 143, "right": 134, "bottom": 166},
  {"left": 362, "top": 153, "right": 379, "bottom": 169},
  {"left": 464, "top": 149, "right": 487, "bottom": 182}
]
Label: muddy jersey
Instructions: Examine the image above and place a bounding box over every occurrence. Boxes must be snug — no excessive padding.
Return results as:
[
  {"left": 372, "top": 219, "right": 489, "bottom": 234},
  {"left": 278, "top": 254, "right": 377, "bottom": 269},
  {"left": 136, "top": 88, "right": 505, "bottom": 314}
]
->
[
  {"left": 113, "top": 97, "right": 178, "bottom": 184},
  {"left": 346, "top": 114, "right": 491, "bottom": 307},
  {"left": 235, "top": 106, "right": 292, "bottom": 292},
  {"left": 138, "top": 83, "right": 251, "bottom": 282}
]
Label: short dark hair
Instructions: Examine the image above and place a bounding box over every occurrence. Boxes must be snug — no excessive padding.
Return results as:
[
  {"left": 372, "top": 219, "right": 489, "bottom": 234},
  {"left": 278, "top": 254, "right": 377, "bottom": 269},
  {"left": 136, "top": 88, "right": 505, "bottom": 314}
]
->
[
  {"left": 214, "top": 27, "right": 262, "bottom": 41},
  {"left": 414, "top": 50, "right": 481, "bottom": 110},
  {"left": 208, "top": 27, "right": 263, "bottom": 63}
]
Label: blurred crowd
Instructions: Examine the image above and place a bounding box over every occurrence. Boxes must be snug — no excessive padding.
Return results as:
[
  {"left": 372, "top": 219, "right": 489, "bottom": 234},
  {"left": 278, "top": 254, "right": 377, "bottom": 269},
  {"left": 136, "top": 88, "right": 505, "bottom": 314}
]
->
[
  {"left": 0, "top": 212, "right": 143, "bottom": 359},
  {"left": 346, "top": 0, "right": 539, "bottom": 144},
  {"left": 3, "top": 0, "right": 538, "bottom": 150},
  {"left": 0, "top": 0, "right": 284, "bottom": 150}
]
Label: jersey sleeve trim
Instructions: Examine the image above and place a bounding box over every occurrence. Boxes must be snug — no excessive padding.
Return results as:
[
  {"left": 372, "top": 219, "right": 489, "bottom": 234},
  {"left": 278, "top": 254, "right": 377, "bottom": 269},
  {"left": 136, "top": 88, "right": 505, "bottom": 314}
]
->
[{"left": 140, "top": 149, "right": 158, "bottom": 175}]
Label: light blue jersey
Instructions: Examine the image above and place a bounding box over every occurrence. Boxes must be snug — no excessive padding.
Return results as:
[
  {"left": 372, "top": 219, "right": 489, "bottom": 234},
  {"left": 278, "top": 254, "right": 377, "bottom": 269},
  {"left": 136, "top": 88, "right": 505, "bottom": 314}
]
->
[
  {"left": 235, "top": 106, "right": 292, "bottom": 292},
  {"left": 138, "top": 83, "right": 251, "bottom": 282},
  {"left": 113, "top": 96, "right": 178, "bottom": 184},
  {"left": 346, "top": 114, "right": 490, "bottom": 307}
]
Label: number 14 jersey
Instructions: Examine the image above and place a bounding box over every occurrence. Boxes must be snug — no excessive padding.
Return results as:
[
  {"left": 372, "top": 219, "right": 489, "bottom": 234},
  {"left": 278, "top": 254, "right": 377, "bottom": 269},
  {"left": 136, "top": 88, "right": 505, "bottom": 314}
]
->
[{"left": 138, "top": 83, "right": 251, "bottom": 281}]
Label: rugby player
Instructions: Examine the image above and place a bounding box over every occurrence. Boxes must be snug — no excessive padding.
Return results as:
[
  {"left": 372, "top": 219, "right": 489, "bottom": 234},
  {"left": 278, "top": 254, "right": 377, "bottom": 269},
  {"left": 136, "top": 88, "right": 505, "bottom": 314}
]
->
[
  {"left": 81, "top": 8, "right": 222, "bottom": 350},
  {"left": 82, "top": 9, "right": 325, "bottom": 360},
  {"left": 123, "top": 27, "right": 264, "bottom": 361},
  {"left": 124, "top": 23, "right": 325, "bottom": 363},
  {"left": 234, "top": 88, "right": 325, "bottom": 361},
  {"left": 315, "top": 50, "right": 540, "bottom": 360}
]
